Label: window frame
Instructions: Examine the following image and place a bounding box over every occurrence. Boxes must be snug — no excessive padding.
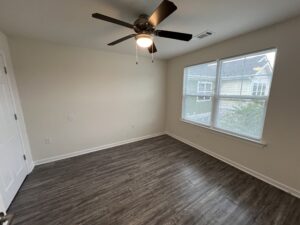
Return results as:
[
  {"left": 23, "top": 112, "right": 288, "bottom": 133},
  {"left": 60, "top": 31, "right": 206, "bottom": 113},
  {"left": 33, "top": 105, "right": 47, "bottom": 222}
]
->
[{"left": 181, "top": 48, "right": 277, "bottom": 145}]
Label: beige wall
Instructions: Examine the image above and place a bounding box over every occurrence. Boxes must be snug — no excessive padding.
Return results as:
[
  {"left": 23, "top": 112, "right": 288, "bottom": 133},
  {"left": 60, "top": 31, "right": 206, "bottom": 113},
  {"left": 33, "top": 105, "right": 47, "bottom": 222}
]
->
[
  {"left": 166, "top": 16, "right": 300, "bottom": 193},
  {"left": 9, "top": 37, "right": 166, "bottom": 162}
]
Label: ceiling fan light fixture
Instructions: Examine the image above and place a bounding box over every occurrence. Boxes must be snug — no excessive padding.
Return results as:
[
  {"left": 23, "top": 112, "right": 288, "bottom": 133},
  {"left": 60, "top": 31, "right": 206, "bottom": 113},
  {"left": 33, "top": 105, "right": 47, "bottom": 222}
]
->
[
  {"left": 92, "top": 0, "right": 193, "bottom": 56},
  {"left": 136, "top": 34, "right": 153, "bottom": 48}
]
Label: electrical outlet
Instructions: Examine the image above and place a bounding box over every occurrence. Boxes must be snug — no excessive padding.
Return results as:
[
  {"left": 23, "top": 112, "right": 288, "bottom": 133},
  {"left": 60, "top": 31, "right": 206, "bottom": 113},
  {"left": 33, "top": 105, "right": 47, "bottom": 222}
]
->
[{"left": 44, "top": 137, "right": 52, "bottom": 144}]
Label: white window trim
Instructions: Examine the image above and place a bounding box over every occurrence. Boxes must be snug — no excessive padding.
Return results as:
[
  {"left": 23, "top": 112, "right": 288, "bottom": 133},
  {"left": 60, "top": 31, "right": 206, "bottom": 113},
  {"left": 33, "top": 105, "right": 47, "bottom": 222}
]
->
[
  {"left": 196, "top": 96, "right": 212, "bottom": 102},
  {"left": 181, "top": 48, "right": 277, "bottom": 145},
  {"left": 197, "top": 81, "right": 212, "bottom": 93},
  {"left": 196, "top": 81, "right": 213, "bottom": 102},
  {"left": 252, "top": 82, "right": 267, "bottom": 96}
]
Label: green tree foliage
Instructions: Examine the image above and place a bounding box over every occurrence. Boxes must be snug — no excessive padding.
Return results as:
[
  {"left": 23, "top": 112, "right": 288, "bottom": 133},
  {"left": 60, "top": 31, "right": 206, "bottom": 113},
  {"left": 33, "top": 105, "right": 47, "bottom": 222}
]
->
[{"left": 219, "top": 101, "right": 264, "bottom": 138}]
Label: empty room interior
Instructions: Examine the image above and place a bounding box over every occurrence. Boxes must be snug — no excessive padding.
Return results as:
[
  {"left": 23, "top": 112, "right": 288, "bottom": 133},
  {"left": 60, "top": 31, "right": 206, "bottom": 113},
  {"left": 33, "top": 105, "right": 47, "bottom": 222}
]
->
[{"left": 0, "top": 0, "right": 300, "bottom": 224}]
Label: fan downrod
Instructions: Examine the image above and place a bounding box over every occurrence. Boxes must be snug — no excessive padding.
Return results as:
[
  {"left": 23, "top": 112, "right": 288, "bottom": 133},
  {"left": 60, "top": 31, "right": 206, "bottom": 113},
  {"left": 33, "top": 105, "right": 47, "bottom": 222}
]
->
[{"left": 133, "top": 14, "right": 155, "bottom": 34}]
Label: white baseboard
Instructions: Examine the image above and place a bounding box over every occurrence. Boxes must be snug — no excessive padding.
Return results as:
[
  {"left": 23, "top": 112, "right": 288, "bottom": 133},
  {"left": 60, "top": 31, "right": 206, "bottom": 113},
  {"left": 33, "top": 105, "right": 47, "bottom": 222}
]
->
[
  {"left": 27, "top": 161, "right": 35, "bottom": 173},
  {"left": 166, "top": 131, "right": 300, "bottom": 199},
  {"left": 34, "top": 132, "right": 165, "bottom": 166}
]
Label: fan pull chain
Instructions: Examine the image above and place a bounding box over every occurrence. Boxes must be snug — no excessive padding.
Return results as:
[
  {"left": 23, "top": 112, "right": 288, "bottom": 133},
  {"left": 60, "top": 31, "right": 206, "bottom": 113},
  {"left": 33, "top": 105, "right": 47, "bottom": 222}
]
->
[
  {"left": 135, "top": 43, "right": 139, "bottom": 65},
  {"left": 151, "top": 44, "right": 154, "bottom": 63}
]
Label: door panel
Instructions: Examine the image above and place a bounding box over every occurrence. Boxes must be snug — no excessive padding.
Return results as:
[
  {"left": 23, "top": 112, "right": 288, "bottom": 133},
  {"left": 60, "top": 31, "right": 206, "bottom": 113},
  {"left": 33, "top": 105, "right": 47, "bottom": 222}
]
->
[{"left": 0, "top": 53, "right": 27, "bottom": 210}]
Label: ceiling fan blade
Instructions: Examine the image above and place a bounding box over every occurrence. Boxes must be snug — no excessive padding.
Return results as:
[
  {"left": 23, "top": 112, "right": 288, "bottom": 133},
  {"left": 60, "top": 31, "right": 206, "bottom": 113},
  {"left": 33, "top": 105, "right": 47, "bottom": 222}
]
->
[
  {"left": 148, "top": 43, "right": 157, "bottom": 53},
  {"left": 92, "top": 13, "right": 134, "bottom": 29},
  {"left": 108, "top": 34, "right": 136, "bottom": 46},
  {"left": 155, "top": 30, "right": 192, "bottom": 41},
  {"left": 148, "top": 0, "right": 177, "bottom": 27}
]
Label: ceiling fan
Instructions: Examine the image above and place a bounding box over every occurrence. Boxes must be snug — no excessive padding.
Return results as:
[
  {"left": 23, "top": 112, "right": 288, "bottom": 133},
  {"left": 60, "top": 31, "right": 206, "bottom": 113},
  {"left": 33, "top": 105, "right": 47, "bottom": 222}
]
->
[{"left": 92, "top": 0, "right": 193, "bottom": 54}]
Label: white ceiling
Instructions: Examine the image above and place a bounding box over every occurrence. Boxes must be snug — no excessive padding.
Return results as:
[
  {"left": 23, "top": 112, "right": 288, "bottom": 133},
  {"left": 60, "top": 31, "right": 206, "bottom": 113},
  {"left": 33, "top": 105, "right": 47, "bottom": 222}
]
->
[{"left": 0, "top": 0, "right": 300, "bottom": 59}]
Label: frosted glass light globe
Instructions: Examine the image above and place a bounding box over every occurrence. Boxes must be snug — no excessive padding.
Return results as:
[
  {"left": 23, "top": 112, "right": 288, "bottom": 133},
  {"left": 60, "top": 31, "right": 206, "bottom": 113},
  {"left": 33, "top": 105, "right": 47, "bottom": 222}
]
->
[{"left": 136, "top": 34, "right": 153, "bottom": 48}]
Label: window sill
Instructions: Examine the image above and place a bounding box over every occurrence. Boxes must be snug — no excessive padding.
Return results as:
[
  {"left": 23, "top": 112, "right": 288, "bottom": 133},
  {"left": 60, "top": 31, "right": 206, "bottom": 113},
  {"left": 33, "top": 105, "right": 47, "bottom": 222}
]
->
[{"left": 180, "top": 118, "right": 267, "bottom": 148}]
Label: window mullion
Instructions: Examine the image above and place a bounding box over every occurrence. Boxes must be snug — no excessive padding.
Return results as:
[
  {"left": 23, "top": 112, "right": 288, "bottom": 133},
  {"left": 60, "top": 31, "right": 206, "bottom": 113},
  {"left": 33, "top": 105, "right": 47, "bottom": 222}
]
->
[{"left": 211, "top": 59, "right": 221, "bottom": 129}]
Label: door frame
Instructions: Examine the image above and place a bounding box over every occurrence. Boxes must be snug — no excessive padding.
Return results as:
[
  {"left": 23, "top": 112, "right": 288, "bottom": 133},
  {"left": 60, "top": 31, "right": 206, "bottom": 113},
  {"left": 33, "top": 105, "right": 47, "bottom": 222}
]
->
[{"left": 0, "top": 50, "right": 33, "bottom": 174}]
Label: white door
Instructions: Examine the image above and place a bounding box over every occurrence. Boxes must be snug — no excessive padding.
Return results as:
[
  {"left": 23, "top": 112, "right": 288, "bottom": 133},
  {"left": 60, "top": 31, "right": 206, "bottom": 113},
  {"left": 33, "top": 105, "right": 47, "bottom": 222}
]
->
[
  {"left": 0, "top": 195, "right": 5, "bottom": 212},
  {"left": 0, "top": 53, "right": 28, "bottom": 210}
]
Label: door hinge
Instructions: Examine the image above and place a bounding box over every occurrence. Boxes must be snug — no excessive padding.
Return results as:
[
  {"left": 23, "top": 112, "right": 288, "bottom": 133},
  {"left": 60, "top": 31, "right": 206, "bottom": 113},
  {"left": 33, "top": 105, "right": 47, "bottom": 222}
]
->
[
  {"left": 4, "top": 66, "right": 7, "bottom": 74},
  {"left": 23, "top": 154, "right": 27, "bottom": 160},
  {"left": 14, "top": 113, "right": 18, "bottom": 120}
]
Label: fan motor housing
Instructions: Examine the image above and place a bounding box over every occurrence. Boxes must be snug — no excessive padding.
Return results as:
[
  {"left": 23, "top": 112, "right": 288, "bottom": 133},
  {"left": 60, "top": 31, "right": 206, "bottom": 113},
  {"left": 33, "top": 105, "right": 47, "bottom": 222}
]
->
[{"left": 133, "top": 14, "right": 155, "bottom": 34}]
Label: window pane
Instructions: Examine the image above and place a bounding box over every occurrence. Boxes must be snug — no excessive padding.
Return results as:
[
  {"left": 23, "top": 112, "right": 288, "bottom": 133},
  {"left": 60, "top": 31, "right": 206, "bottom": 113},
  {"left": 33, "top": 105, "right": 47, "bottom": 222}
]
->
[
  {"left": 183, "top": 62, "right": 217, "bottom": 126},
  {"left": 184, "top": 62, "right": 217, "bottom": 96},
  {"left": 219, "top": 50, "right": 276, "bottom": 97},
  {"left": 215, "top": 99, "right": 266, "bottom": 139},
  {"left": 183, "top": 96, "right": 212, "bottom": 126}
]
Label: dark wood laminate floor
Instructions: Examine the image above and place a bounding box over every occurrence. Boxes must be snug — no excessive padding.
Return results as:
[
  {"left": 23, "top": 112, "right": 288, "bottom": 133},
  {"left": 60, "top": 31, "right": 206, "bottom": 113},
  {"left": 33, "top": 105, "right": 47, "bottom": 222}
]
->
[{"left": 9, "top": 135, "right": 300, "bottom": 225}]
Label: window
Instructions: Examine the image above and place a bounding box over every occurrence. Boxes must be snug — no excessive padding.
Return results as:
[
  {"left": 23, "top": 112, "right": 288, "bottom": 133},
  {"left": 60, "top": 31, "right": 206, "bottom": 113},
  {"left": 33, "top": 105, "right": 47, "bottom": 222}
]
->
[
  {"left": 182, "top": 49, "right": 277, "bottom": 141},
  {"left": 252, "top": 82, "right": 267, "bottom": 96}
]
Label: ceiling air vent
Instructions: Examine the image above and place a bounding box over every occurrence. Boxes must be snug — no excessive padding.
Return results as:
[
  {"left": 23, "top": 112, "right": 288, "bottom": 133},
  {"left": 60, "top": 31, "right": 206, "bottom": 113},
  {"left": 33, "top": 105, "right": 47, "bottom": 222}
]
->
[{"left": 195, "top": 31, "right": 213, "bottom": 39}]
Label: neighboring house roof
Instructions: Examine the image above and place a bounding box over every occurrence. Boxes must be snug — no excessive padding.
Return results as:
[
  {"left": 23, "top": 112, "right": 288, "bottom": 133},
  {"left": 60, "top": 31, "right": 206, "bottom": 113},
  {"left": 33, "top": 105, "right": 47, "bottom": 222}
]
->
[
  {"left": 221, "top": 54, "right": 273, "bottom": 78},
  {"left": 185, "top": 63, "right": 217, "bottom": 79},
  {"left": 186, "top": 54, "right": 273, "bottom": 80}
]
